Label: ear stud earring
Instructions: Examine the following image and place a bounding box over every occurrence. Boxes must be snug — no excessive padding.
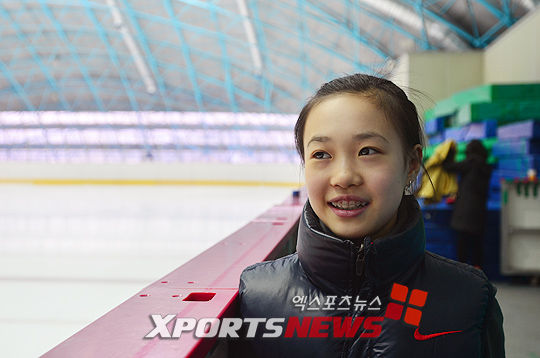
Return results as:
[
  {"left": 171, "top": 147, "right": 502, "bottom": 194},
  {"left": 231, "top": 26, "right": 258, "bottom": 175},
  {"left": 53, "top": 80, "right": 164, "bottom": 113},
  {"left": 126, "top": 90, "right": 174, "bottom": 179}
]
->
[{"left": 404, "top": 179, "right": 414, "bottom": 195}]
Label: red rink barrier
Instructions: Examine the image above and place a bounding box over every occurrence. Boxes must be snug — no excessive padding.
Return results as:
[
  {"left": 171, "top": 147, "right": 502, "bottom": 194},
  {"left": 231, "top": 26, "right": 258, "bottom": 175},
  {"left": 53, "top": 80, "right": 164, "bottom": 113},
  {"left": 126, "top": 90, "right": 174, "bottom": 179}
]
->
[{"left": 42, "top": 192, "right": 305, "bottom": 358}]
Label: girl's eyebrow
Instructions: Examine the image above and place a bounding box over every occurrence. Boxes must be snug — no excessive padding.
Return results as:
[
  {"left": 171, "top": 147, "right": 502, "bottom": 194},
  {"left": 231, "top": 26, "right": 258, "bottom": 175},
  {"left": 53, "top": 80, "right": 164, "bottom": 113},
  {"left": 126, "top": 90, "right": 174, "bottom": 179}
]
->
[
  {"left": 307, "top": 131, "right": 389, "bottom": 147},
  {"left": 306, "top": 135, "right": 330, "bottom": 147},
  {"left": 353, "top": 132, "right": 390, "bottom": 144}
]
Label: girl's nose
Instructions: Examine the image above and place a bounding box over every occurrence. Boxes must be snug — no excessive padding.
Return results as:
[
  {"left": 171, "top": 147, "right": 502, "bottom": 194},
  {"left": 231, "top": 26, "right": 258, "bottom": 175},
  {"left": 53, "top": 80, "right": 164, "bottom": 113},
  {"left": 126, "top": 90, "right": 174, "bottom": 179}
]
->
[{"left": 330, "top": 160, "right": 362, "bottom": 188}]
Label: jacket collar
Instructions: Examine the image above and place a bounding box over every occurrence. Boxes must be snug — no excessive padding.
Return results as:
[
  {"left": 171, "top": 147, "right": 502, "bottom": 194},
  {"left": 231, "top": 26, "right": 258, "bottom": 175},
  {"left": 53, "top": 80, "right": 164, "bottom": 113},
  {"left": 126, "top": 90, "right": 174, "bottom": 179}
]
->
[{"left": 297, "top": 195, "right": 425, "bottom": 294}]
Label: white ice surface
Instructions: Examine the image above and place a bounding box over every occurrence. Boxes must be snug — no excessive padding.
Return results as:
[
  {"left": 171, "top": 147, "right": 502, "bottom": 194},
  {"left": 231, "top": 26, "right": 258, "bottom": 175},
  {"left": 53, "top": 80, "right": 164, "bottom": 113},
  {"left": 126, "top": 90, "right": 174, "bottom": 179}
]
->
[{"left": 0, "top": 184, "right": 294, "bottom": 357}]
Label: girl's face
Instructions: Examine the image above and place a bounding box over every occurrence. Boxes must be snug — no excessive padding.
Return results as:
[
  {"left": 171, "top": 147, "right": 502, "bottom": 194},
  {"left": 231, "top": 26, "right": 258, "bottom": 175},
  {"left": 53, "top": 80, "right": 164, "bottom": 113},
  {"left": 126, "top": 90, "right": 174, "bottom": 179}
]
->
[{"left": 303, "top": 93, "right": 419, "bottom": 241}]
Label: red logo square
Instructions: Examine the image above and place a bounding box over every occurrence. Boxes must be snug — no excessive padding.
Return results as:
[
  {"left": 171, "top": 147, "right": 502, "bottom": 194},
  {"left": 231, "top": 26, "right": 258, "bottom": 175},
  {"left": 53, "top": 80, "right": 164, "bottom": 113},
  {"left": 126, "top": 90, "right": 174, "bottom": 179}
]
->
[
  {"left": 409, "top": 289, "right": 428, "bottom": 307},
  {"left": 404, "top": 307, "right": 422, "bottom": 326},
  {"left": 385, "top": 302, "right": 404, "bottom": 321},
  {"left": 390, "top": 283, "right": 408, "bottom": 302}
]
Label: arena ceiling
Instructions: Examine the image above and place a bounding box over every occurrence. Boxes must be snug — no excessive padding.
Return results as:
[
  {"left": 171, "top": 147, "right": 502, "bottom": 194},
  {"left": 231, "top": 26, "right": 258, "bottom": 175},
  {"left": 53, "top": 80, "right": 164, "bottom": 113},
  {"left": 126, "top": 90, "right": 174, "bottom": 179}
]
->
[{"left": 0, "top": 0, "right": 537, "bottom": 113}]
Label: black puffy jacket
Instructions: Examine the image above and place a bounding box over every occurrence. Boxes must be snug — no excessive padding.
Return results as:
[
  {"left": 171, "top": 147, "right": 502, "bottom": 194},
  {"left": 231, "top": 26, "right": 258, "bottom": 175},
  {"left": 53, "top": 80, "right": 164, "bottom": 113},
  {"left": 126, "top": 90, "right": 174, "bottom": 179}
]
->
[
  {"left": 443, "top": 155, "right": 492, "bottom": 236},
  {"left": 238, "top": 196, "right": 504, "bottom": 357}
]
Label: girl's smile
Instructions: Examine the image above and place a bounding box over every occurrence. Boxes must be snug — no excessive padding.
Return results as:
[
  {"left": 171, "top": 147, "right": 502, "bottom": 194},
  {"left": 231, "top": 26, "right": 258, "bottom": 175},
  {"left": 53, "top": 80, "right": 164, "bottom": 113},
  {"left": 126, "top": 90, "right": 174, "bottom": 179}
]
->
[
  {"left": 303, "top": 93, "right": 419, "bottom": 241},
  {"left": 328, "top": 195, "right": 369, "bottom": 217}
]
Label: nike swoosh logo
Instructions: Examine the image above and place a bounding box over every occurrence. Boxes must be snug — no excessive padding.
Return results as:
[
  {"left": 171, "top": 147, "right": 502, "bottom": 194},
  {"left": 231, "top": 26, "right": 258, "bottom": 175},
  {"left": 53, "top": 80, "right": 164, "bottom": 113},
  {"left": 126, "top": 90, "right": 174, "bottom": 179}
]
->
[{"left": 414, "top": 327, "right": 462, "bottom": 341}]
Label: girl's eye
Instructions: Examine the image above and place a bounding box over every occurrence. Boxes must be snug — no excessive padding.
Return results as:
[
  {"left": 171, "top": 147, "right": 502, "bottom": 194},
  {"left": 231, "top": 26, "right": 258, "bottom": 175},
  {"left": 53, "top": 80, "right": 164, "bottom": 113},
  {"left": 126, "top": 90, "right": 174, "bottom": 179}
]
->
[
  {"left": 359, "top": 147, "right": 378, "bottom": 156},
  {"left": 313, "top": 151, "right": 331, "bottom": 159}
]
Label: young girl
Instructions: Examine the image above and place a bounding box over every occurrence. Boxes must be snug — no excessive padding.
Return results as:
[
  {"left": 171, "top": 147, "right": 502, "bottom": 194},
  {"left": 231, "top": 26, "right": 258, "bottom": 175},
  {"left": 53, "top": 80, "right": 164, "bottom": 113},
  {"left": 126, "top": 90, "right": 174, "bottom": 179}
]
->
[{"left": 238, "top": 74, "right": 504, "bottom": 357}]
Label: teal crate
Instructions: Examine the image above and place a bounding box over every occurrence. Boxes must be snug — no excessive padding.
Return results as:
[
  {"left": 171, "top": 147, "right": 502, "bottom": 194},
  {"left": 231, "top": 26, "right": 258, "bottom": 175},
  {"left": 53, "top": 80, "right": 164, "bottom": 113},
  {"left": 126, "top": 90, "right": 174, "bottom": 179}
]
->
[
  {"left": 452, "top": 101, "right": 540, "bottom": 126},
  {"left": 425, "top": 84, "right": 540, "bottom": 121}
]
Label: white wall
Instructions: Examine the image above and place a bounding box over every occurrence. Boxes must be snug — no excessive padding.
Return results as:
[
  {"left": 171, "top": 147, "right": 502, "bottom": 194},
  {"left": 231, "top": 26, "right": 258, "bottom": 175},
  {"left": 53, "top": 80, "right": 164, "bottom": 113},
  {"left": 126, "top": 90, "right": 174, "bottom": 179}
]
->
[
  {"left": 394, "top": 6, "right": 540, "bottom": 117},
  {"left": 394, "top": 51, "right": 484, "bottom": 118},
  {"left": 484, "top": 7, "right": 540, "bottom": 83},
  {"left": 390, "top": 55, "right": 410, "bottom": 90},
  {"left": 408, "top": 51, "right": 484, "bottom": 103}
]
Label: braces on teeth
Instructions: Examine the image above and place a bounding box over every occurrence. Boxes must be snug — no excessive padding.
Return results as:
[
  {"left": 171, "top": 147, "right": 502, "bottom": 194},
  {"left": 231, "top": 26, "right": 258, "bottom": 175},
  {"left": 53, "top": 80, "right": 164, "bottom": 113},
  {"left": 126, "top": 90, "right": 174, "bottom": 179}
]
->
[{"left": 330, "top": 201, "right": 368, "bottom": 210}]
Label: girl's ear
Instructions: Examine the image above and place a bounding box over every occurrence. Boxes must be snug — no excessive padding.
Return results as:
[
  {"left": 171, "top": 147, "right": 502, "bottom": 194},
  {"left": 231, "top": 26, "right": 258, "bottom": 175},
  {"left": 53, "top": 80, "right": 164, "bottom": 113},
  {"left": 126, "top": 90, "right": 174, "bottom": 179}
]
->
[{"left": 407, "top": 144, "right": 423, "bottom": 178}]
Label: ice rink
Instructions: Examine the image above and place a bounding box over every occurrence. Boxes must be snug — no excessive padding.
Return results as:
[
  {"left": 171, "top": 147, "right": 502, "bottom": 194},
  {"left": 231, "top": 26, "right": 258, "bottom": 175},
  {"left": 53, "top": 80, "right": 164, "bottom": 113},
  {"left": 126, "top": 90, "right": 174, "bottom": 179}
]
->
[
  {"left": 1, "top": 184, "right": 539, "bottom": 358},
  {"left": 0, "top": 184, "right": 294, "bottom": 357}
]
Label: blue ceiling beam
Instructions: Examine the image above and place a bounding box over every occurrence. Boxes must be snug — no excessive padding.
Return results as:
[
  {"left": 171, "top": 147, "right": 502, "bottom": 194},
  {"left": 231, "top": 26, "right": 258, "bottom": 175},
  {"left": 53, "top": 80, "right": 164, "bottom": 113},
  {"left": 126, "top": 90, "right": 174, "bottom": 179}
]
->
[
  {"left": 466, "top": 0, "right": 480, "bottom": 38},
  {"left": 477, "top": 19, "right": 505, "bottom": 45},
  {"left": 123, "top": 5, "right": 339, "bottom": 90},
  {"left": 249, "top": 0, "right": 273, "bottom": 112},
  {"left": 0, "top": 5, "right": 70, "bottom": 109},
  {"left": 7, "top": 52, "right": 297, "bottom": 114},
  {"left": 298, "top": 0, "right": 392, "bottom": 60},
  {"left": 111, "top": 3, "right": 373, "bottom": 74},
  {"left": 0, "top": 79, "right": 199, "bottom": 105},
  {"left": 156, "top": 45, "right": 308, "bottom": 104},
  {"left": 251, "top": 13, "right": 376, "bottom": 74},
  {"left": 183, "top": 36, "right": 325, "bottom": 77},
  {"left": 3, "top": 0, "right": 529, "bottom": 113},
  {"left": 264, "top": 0, "right": 396, "bottom": 60},
  {"left": 347, "top": 0, "right": 360, "bottom": 63},
  {"left": 163, "top": 0, "right": 204, "bottom": 111},
  {"left": 0, "top": 60, "right": 35, "bottom": 110},
  {"left": 138, "top": 6, "right": 245, "bottom": 46},
  {"left": 350, "top": 0, "right": 429, "bottom": 49},
  {"left": 118, "top": 0, "right": 170, "bottom": 109},
  {"left": 425, "top": 0, "right": 447, "bottom": 7},
  {"left": 38, "top": 0, "right": 105, "bottom": 110},
  {"left": 17, "top": 0, "right": 511, "bottom": 51},
  {"left": 400, "top": 0, "right": 477, "bottom": 46},
  {"left": 174, "top": 0, "right": 257, "bottom": 98},
  {"left": 0, "top": 50, "right": 136, "bottom": 70},
  {"left": 169, "top": 2, "right": 316, "bottom": 73},
  {"left": 170, "top": 0, "right": 378, "bottom": 72},
  {"left": 174, "top": 0, "right": 412, "bottom": 53},
  {"left": 195, "top": 66, "right": 296, "bottom": 112},
  {"left": 501, "top": 0, "right": 513, "bottom": 22},
  {"left": 473, "top": 0, "right": 512, "bottom": 26},
  {"left": 16, "top": 0, "right": 109, "bottom": 10},
  {"left": 6, "top": 44, "right": 298, "bottom": 112},
  {"left": 84, "top": 47, "right": 124, "bottom": 111},
  {"left": 209, "top": 0, "right": 238, "bottom": 112},
  {"left": 415, "top": 0, "right": 433, "bottom": 50},
  {"left": 439, "top": 0, "right": 457, "bottom": 14},
  {"left": 174, "top": 0, "right": 238, "bottom": 18},
  {"left": 146, "top": 59, "right": 296, "bottom": 111},
  {"left": 0, "top": 27, "right": 120, "bottom": 38},
  {"left": 297, "top": 0, "right": 311, "bottom": 93},
  {"left": 157, "top": 61, "right": 272, "bottom": 110},
  {"left": 81, "top": 0, "right": 140, "bottom": 111},
  {"left": 149, "top": 0, "right": 396, "bottom": 66}
]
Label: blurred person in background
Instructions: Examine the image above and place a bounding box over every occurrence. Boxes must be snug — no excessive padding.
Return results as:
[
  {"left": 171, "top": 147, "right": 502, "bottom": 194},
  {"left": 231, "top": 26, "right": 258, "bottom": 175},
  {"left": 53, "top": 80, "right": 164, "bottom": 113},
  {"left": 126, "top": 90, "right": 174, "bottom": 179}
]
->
[{"left": 443, "top": 139, "right": 492, "bottom": 269}]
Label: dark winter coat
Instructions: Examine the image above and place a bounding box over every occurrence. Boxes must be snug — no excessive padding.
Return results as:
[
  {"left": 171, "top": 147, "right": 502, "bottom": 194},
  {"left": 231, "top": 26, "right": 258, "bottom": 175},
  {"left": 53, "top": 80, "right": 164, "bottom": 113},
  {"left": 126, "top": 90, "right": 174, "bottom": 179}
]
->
[
  {"left": 238, "top": 196, "right": 504, "bottom": 357},
  {"left": 443, "top": 154, "right": 492, "bottom": 235}
]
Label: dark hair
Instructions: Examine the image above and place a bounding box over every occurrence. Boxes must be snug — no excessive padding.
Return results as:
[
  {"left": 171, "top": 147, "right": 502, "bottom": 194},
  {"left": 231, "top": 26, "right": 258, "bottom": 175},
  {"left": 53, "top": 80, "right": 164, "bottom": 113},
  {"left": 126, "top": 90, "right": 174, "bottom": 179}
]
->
[
  {"left": 465, "top": 139, "right": 488, "bottom": 161},
  {"left": 294, "top": 73, "right": 425, "bottom": 165}
]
